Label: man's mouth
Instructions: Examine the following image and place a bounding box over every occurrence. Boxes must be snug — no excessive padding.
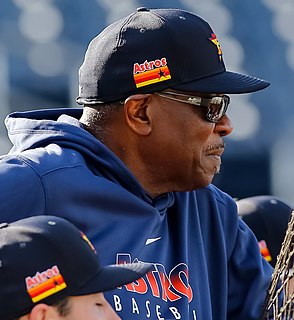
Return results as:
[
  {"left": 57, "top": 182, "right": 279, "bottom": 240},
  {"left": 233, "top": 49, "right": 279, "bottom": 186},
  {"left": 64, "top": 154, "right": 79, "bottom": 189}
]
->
[{"left": 205, "top": 143, "right": 225, "bottom": 156}]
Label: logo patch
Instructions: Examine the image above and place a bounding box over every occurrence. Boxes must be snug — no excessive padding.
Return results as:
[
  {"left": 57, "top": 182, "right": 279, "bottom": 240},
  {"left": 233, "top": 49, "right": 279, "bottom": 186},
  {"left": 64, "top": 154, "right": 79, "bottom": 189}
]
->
[
  {"left": 133, "top": 57, "right": 171, "bottom": 88},
  {"left": 81, "top": 231, "right": 96, "bottom": 254},
  {"left": 25, "top": 265, "right": 67, "bottom": 303},
  {"left": 258, "top": 240, "right": 272, "bottom": 262},
  {"left": 209, "top": 33, "right": 223, "bottom": 61}
]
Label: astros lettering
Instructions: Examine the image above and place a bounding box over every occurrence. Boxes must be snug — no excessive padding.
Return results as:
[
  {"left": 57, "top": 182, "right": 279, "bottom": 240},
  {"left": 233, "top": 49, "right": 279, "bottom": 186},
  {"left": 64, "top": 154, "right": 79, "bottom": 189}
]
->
[
  {"left": 133, "top": 58, "right": 167, "bottom": 74},
  {"left": 25, "top": 265, "right": 60, "bottom": 290}
]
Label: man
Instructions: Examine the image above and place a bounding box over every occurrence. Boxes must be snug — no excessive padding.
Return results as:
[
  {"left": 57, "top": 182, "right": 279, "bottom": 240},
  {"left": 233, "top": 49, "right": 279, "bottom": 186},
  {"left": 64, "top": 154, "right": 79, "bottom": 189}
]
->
[
  {"left": 237, "top": 195, "right": 293, "bottom": 267},
  {"left": 0, "top": 7, "right": 272, "bottom": 319},
  {"left": 0, "top": 215, "right": 151, "bottom": 320}
]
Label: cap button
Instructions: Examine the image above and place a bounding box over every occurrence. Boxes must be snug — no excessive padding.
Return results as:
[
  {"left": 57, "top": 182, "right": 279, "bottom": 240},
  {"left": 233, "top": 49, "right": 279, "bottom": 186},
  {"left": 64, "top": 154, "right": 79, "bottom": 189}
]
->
[{"left": 137, "top": 7, "right": 149, "bottom": 12}]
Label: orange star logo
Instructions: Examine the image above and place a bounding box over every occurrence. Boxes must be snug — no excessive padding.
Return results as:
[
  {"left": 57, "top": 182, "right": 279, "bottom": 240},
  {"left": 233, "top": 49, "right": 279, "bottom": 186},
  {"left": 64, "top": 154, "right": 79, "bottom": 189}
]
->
[{"left": 209, "top": 33, "right": 223, "bottom": 61}]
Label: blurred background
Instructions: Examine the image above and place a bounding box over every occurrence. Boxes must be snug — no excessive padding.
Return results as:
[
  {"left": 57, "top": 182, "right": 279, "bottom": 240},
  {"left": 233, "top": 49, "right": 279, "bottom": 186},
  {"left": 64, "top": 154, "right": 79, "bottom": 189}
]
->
[{"left": 0, "top": 0, "right": 294, "bottom": 206}]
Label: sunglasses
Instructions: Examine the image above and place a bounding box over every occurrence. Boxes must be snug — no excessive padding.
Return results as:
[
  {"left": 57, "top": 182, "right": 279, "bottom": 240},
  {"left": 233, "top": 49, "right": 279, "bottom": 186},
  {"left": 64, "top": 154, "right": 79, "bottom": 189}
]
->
[{"left": 154, "top": 91, "right": 230, "bottom": 123}]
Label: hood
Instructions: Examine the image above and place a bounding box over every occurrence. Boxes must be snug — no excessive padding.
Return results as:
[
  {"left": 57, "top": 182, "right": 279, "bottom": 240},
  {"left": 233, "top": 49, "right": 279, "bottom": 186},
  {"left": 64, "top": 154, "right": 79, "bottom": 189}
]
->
[
  {"left": 4, "top": 108, "right": 174, "bottom": 208},
  {"left": 5, "top": 108, "right": 84, "bottom": 153}
]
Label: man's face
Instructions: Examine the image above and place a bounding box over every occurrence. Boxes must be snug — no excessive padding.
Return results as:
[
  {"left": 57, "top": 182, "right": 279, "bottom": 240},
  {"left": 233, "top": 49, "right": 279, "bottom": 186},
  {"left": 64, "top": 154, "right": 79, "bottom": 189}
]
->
[
  {"left": 141, "top": 91, "right": 233, "bottom": 193},
  {"left": 60, "top": 293, "right": 120, "bottom": 320}
]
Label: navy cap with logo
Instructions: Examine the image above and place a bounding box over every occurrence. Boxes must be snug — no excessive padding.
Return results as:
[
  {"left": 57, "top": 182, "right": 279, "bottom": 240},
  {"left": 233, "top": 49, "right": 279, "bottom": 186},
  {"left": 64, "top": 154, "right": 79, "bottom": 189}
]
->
[
  {"left": 76, "top": 7, "right": 270, "bottom": 105},
  {"left": 237, "top": 195, "right": 293, "bottom": 267},
  {"left": 0, "top": 215, "right": 151, "bottom": 320}
]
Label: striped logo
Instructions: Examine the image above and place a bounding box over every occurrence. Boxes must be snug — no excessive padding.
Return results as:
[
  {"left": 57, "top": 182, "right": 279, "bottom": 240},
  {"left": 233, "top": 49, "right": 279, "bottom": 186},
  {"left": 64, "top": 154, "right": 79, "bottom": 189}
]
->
[
  {"left": 209, "top": 33, "right": 223, "bottom": 61},
  {"left": 133, "top": 57, "right": 171, "bottom": 88},
  {"left": 81, "top": 231, "right": 96, "bottom": 254},
  {"left": 25, "top": 265, "right": 67, "bottom": 303},
  {"left": 258, "top": 240, "right": 272, "bottom": 262}
]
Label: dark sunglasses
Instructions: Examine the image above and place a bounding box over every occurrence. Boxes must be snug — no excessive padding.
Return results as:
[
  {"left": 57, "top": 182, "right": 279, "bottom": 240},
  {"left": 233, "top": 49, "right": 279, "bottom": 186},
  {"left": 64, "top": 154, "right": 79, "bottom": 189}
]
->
[{"left": 155, "top": 91, "right": 230, "bottom": 123}]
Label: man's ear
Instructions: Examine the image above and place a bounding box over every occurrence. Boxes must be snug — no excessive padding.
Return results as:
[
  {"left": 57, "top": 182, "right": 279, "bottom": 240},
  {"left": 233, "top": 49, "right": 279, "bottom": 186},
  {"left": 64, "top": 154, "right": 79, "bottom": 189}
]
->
[
  {"left": 25, "top": 303, "right": 55, "bottom": 320},
  {"left": 124, "top": 94, "right": 153, "bottom": 135}
]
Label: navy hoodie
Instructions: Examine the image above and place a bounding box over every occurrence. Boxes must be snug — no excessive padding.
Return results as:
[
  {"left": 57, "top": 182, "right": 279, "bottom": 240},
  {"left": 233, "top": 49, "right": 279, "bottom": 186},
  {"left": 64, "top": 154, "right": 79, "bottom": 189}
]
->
[{"left": 0, "top": 108, "right": 272, "bottom": 320}]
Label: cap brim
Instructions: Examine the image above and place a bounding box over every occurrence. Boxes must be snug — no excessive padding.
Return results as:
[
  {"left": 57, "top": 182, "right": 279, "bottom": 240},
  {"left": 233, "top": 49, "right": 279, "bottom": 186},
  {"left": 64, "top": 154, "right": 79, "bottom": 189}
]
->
[
  {"left": 72, "top": 262, "right": 152, "bottom": 295},
  {"left": 172, "top": 71, "right": 270, "bottom": 94}
]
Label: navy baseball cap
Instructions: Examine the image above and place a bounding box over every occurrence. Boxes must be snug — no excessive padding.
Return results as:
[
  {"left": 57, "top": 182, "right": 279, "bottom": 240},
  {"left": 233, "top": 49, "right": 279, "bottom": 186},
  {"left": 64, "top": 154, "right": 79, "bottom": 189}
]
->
[
  {"left": 76, "top": 7, "right": 270, "bottom": 105},
  {"left": 237, "top": 195, "right": 292, "bottom": 267},
  {"left": 0, "top": 216, "right": 151, "bottom": 320}
]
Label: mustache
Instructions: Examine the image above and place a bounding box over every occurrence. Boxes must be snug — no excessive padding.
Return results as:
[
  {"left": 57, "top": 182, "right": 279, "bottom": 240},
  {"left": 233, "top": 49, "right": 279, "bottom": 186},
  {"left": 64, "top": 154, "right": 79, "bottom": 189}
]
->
[{"left": 205, "top": 142, "right": 226, "bottom": 152}]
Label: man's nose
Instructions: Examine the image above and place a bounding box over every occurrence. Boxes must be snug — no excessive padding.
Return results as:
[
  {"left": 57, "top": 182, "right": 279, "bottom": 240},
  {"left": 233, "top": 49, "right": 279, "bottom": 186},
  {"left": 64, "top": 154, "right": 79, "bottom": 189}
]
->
[{"left": 214, "top": 114, "right": 233, "bottom": 137}]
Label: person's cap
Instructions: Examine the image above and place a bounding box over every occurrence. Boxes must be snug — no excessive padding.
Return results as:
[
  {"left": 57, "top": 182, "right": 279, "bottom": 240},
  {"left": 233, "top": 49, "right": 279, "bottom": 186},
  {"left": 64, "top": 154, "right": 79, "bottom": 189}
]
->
[
  {"left": 237, "top": 195, "right": 293, "bottom": 267},
  {"left": 0, "top": 216, "right": 152, "bottom": 320},
  {"left": 76, "top": 7, "right": 270, "bottom": 105}
]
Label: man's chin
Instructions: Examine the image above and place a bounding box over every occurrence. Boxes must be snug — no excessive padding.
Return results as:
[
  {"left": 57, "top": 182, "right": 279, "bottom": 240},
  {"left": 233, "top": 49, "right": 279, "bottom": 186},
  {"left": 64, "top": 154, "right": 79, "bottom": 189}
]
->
[
  {"left": 200, "top": 168, "right": 221, "bottom": 188},
  {"left": 192, "top": 175, "right": 215, "bottom": 190}
]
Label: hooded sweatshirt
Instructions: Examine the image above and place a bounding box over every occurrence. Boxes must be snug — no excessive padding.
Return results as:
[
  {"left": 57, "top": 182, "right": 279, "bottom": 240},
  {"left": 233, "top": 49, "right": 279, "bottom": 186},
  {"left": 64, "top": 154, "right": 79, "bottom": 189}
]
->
[{"left": 0, "top": 108, "right": 272, "bottom": 320}]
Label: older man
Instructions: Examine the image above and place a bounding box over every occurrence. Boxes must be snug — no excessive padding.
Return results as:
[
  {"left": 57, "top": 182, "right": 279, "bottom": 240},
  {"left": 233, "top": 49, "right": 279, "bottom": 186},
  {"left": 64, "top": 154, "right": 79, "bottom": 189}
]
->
[{"left": 0, "top": 7, "right": 272, "bottom": 320}]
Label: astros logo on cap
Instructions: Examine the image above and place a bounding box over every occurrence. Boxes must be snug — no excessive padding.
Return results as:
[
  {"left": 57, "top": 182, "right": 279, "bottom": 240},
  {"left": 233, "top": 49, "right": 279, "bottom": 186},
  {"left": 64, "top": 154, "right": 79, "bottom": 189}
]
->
[
  {"left": 133, "top": 57, "right": 171, "bottom": 88},
  {"left": 81, "top": 231, "right": 96, "bottom": 254},
  {"left": 209, "top": 33, "right": 223, "bottom": 61},
  {"left": 25, "top": 265, "right": 67, "bottom": 303},
  {"left": 258, "top": 240, "right": 272, "bottom": 262}
]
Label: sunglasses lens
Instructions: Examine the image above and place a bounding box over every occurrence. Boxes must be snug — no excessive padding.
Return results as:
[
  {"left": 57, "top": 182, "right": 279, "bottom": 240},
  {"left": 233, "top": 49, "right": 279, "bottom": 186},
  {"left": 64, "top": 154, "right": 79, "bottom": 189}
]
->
[
  {"left": 155, "top": 91, "right": 230, "bottom": 123},
  {"left": 206, "top": 96, "right": 229, "bottom": 122}
]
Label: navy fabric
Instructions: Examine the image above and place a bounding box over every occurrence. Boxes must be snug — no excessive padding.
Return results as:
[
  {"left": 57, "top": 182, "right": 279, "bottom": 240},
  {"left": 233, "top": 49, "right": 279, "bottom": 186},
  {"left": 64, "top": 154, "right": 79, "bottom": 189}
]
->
[
  {"left": 77, "top": 8, "right": 269, "bottom": 104},
  {"left": 0, "top": 108, "right": 273, "bottom": 319},
  {"left": 0, "top": 215, "right": 151, "bottom": 320},
  {"left": 237, "top": 195, "right": 292, "bottom": 267}
]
